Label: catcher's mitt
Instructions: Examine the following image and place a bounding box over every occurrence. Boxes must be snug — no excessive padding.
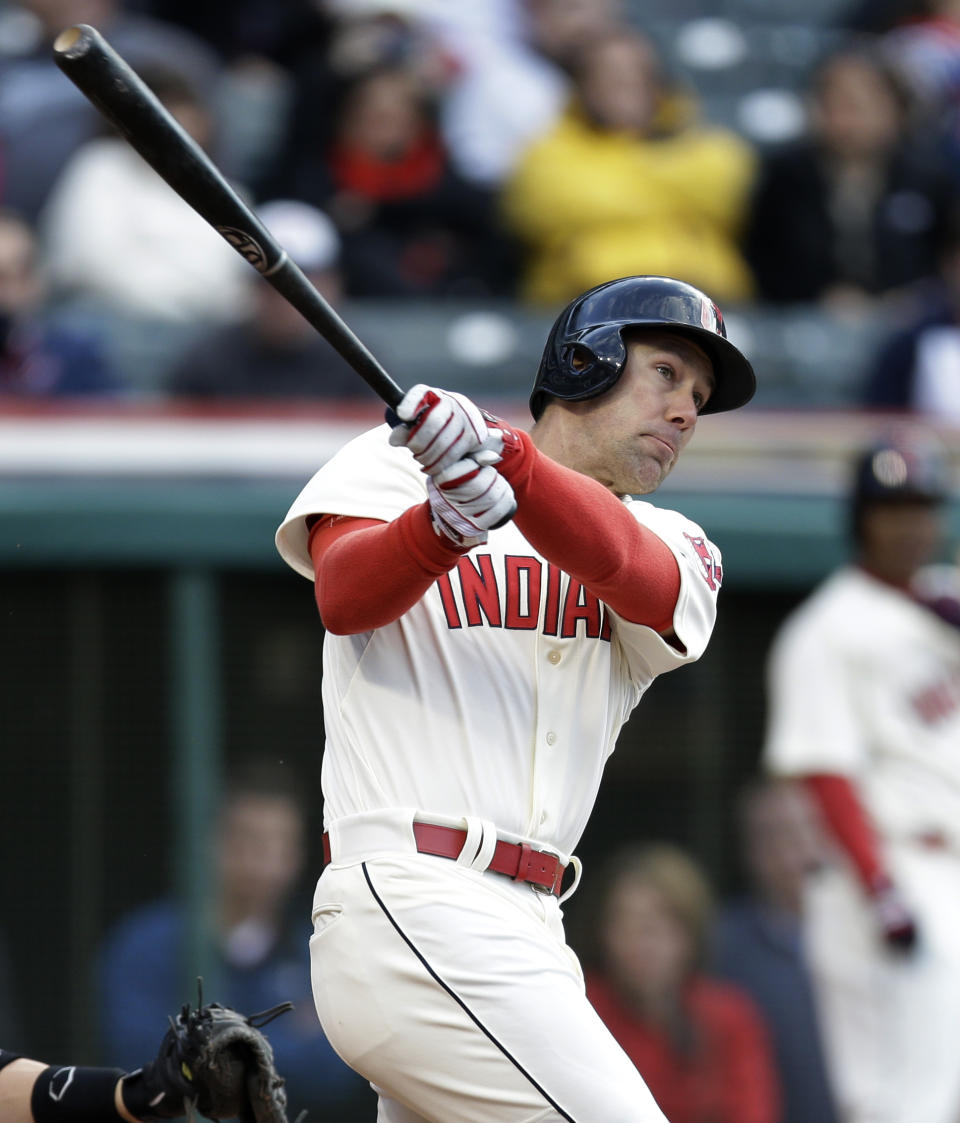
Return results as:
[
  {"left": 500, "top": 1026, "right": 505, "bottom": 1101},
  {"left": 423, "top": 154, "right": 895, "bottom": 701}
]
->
[{"left": 121, "top": 986, "right": 297, "bottom": 1123}]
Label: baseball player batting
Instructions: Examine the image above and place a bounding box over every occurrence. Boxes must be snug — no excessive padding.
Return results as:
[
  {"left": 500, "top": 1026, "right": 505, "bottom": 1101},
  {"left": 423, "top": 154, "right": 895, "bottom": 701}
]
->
[
  {"left": 763, "top": 432, "right": 960, "bottom": 1123},
  {"left": 275, "top": 275, "right": 756, "bottom": 1122}
]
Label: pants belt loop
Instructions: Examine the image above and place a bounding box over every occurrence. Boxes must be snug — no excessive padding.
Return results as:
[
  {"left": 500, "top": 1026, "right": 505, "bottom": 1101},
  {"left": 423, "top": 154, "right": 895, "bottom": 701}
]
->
[
  {"left": 453, "top": 816, "right": 484, "bottom": 868},
  {"left": 457, "top": 817, "right": 498, "bottom": 872},
  {"left": 558, "top": 855, "right": 583, "bottom": 903}
]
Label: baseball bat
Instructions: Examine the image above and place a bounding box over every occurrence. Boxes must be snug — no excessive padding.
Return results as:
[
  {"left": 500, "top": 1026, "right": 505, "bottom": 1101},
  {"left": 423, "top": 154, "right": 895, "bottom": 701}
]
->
[{"left": 52, "top": 23, "right": 405, "bottom": 408}]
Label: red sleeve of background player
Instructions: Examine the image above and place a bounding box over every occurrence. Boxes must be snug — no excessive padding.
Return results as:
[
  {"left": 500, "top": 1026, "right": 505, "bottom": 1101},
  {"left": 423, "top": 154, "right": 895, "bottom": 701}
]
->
[
  {"left": 308, "top": 504, "right": 468, "bottom": 634},
  {"left": 497, "top": 427, "right": 680, "bottom": 632},
  {"left": 803, "top": 773, "right": 887, "bottom": 892}
]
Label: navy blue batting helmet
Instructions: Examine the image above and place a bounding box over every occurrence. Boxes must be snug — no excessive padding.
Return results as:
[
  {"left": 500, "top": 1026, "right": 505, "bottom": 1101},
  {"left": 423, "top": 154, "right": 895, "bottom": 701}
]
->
[
  {"left": 852, "top": 434, "right": 949, "bottom": 505},
  {"left": 850, "top": 431, "right": 950, "bottom": 541},
  {"left": 529, "top": 275, "right": 756, "bottom": 420}
]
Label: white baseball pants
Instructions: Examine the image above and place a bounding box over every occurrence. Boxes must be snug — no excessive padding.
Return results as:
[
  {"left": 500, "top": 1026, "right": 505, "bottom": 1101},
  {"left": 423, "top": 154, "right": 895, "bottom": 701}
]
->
[
  {"left": 804, "top": 842, "right": 960, "bottom": 1123},
  {"left": 308, "top": 815, "right": 669, "bottom": 1123}
]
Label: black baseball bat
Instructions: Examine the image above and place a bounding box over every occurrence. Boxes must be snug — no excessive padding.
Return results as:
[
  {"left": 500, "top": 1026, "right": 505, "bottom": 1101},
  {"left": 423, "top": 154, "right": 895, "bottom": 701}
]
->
[{"left": 52, "top": 23, "right": 405, "bottom": 408}]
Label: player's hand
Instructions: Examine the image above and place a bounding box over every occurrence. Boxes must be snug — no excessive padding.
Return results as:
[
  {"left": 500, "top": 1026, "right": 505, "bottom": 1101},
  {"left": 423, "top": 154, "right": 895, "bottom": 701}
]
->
[
  {"left": 388, "top": 385, "right": 503, "bottom": 475},
  {"left": 869, "top": 875, "right": 919, "bottom": 954},
  {"left": 427, "top": 459, "right": 516, "bottom": 547},
  {"left": 119, "top": 1036, "right": 195, "bottom": 1120}
]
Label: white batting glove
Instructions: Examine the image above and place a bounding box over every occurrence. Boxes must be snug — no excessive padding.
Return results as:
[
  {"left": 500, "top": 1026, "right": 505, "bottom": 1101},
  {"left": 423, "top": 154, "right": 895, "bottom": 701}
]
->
[
  {"left": 388, "top": 385, "right": 504, "bottom": 475},
  {"left": 426, "top": 459, "right": 516, "bottom": 547}
]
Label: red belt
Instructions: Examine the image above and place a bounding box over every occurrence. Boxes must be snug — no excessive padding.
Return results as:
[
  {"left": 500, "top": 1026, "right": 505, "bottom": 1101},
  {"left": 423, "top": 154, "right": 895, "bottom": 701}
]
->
[{"left": 322, "top": 822, "right": 567, "bottom": 897}]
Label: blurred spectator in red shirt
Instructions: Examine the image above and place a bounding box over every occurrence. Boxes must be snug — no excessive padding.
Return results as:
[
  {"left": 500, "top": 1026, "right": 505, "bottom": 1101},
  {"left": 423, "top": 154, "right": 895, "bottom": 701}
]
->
[
  {"left": 268, "top": 59, "right": 518, "bottom": 298},
  {"left": 256, "top": 4, "right": 457, "bottom": 204},
  {"left": 576, "top": 842, "right": 781, "bottom": 1123}
]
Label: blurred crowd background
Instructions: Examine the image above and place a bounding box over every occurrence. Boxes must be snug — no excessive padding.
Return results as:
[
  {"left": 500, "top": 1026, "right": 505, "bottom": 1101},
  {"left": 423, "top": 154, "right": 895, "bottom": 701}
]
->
[
  {"left": 5, "top": 0, "right": 960, "bottom": 408},
  {"left": 1, "top": 0, "right": 960, "bottom": 1121}
]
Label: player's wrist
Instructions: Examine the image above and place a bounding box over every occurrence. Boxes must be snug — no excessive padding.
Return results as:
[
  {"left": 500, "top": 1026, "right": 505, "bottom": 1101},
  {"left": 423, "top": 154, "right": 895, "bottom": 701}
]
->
[
  {"left": 405, "top": 502, "right": 476, "bottom": 561},
  {"left": 427, "top": 461, "right": 516, "bottom": 543},
  {"left": 491, "top": 423, "right": 534, "bottom": 488},
  {"left": 30, "top": 1065, "right": 129, "bottom": 1123},
  {"left": 478, "top": 412, "right": 523, "bottom": 461},
  {"left": 430, "top": 510, "right": 488, "bottom": 549}
]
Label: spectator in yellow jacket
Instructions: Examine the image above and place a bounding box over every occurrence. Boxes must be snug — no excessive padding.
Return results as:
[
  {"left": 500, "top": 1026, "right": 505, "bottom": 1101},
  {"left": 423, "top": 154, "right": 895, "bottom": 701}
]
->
[{"left": 501, "top": 29, "right": 757, "bottom": 307}]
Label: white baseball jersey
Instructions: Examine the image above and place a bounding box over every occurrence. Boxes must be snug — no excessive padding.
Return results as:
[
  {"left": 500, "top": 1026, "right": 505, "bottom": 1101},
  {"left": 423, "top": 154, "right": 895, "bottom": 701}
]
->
[
  {"left": 276, "top": 425, "right": 721, "bottom": 857},
  {"left": 764, "top": 565, "right": 960, "bottom": 846}
]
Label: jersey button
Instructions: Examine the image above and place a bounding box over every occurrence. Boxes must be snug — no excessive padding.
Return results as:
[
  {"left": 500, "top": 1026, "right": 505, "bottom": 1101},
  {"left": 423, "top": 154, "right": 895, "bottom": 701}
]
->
[
  {"left": 547, "top": 650, "right": 562, "bottom": 665},
  {"left": 540, "top": 811, "right": 548, "bottom": 825},
  {"left": 545, "top": 731, "right": 557, "bottom": 745}
]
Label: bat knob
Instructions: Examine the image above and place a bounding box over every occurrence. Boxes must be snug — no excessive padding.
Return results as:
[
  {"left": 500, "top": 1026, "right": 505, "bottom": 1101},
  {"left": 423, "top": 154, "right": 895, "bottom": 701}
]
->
[{"left": 491, "top": 502, "right": 517, "bottom": 530}]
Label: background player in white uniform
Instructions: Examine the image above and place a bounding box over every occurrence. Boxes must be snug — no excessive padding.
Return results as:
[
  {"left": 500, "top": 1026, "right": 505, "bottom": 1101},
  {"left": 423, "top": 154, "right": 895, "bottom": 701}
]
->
[
  {"left": 275, "top": 275, "right": 756, "bottom": 1123},
  {"left": 763, "top": 432, "right": 960, "bottom": 1123}
]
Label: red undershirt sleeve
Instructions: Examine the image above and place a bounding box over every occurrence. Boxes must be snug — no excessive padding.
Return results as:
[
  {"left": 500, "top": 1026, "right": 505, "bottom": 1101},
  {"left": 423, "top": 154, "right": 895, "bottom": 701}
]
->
[
  {"left": 309, "top": 425, "right": 680, "bottom": 635},
  {"left": 308, "top": 504, "right": 468, "bottom": 634},
  {"left": 497, "top": 428, "right": 680, "bottom": 631},
  {"left": 803, "top": 773, "right": 887, "bottom": 894}
]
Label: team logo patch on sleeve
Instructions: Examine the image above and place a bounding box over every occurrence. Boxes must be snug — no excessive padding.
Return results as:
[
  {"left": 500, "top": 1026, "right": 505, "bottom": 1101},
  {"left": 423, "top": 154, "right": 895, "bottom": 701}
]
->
[{"left": 683, "top": 533, "right": 722, "bottom": 590}]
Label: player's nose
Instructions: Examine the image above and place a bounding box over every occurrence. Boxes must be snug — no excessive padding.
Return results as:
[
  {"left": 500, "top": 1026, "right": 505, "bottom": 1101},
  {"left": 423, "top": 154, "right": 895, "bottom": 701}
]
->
[{"left": 665, "top": 386, "right": 699, "bottom": 428}]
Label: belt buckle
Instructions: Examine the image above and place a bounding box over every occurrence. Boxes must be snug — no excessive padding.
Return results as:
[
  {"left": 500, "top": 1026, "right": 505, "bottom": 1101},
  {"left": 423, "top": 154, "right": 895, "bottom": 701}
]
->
[{"left": 515, "top": 842, "right": 563, "bottom": 894}]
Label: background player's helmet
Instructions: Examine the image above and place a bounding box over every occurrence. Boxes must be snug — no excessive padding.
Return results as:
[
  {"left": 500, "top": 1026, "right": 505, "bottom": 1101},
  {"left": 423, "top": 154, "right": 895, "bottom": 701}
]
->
[
  {"left": 850, "top": 431, "right": 950, "bottom": 540},
  {"left": 529, "top": 275, "right": 756, "bottom": 420}
]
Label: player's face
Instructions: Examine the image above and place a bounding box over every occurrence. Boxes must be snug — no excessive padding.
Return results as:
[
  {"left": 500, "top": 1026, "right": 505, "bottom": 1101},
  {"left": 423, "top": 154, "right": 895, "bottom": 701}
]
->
[
  {"left": 216, "top": 795, "right": 305, "bottom": 917},
  {"left": 744, "top": 784, "right": 827, "bottom": 914},
  {"left": 542, "top": 331, "right": 714, "bottom": 496},
  {"left": 859, "top": 501, "right": 943, "bottom": 583},
  {"left": 601, "top": 880, "right": 694, "bottom": 1000}
]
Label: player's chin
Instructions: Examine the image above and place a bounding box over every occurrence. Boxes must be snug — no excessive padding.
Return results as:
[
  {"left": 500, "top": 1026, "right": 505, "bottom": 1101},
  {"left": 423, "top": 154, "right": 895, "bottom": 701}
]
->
[{"left": 622, "top": 457, "right": 671, "bottom": 496}]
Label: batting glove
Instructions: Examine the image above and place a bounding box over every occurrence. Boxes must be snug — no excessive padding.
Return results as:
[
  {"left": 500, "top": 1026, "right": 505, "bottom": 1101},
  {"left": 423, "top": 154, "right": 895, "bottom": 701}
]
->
[
  {"left": 427, "top": 459, "right": 516, "bottom": 547},
  {"left": 869, "top": 874, "right": 919, "bottom": 954},
  {"left": 388, "top": 385, "right": 504, "bottom": 475}
]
